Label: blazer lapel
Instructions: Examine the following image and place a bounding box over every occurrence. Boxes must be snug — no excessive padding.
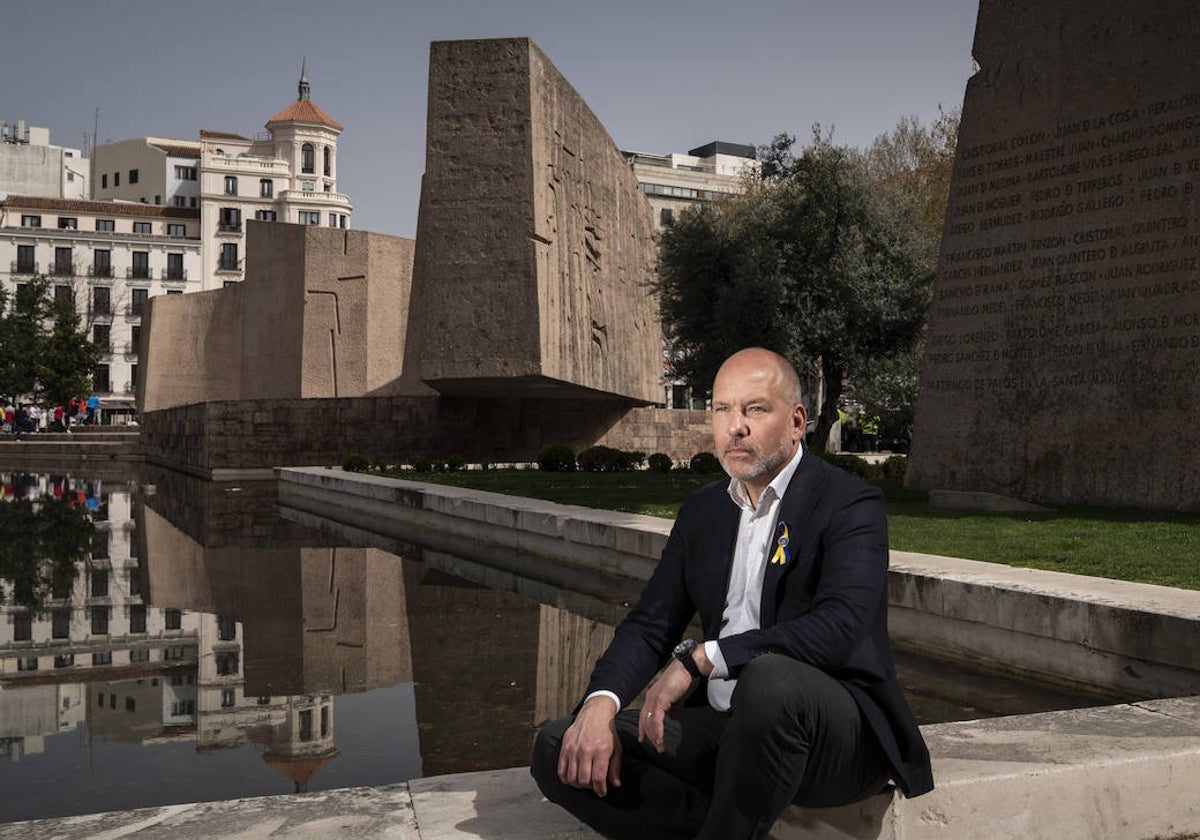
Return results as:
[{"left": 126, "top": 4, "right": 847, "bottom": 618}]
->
[{"left": 759, "top": 451, "right": 824, "bottom": 628}]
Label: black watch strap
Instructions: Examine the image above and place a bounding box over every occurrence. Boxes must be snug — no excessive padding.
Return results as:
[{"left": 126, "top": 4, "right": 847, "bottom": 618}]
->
[{"left": 673, "top": 639, "right": 703, "bottom": 680}]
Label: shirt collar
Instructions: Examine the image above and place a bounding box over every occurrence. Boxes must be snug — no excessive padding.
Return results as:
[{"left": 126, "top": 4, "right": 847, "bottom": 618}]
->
[{"left": 726, "top": 442, "right": 805, "bottom": 513}]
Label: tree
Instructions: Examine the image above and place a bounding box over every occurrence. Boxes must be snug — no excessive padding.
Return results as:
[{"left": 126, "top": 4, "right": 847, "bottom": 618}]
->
[
  {"left": 0, "top": 277, "right": 100, "bottom": 409},
  {"left": 40, "top": 298, "right": 101, "bottom": 409},
  {"left": 654, "top": 130, "right": 933, "bottom": 451}
]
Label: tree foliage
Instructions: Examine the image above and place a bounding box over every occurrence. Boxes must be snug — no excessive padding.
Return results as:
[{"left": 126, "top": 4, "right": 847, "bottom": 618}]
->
[
  {"left": 655, "top": 130, "right": 934, "bottom": 450},
  {"left": 0, "top": 485, "right": 92, "bottom": 612},
  {"left": 0, "top": 277, "right": 99, "bottom": 408}
]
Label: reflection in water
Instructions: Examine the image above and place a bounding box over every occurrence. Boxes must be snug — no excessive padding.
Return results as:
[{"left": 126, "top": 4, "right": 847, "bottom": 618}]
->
[{"left": 0, "top": 467, "right": 1117, "bottom": 825}]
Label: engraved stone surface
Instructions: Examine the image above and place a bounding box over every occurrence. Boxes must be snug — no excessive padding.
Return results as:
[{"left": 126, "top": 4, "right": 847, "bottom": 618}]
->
[
  {"left": 409, "top": 38, "right": 660, "bottom": 403},
  {"left": 908, "top": 0, "right": 1200, "bottom": 510}
]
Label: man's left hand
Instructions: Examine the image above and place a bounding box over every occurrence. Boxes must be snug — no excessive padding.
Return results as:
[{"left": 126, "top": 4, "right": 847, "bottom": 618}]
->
[{"left": 638, "top": 645, "right": 712, "bottom": 752}]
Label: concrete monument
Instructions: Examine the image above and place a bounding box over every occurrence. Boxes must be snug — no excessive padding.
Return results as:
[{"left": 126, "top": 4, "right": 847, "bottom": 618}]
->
[{"left": 908, "top": 0, "right": 1200, "bottom": 510}]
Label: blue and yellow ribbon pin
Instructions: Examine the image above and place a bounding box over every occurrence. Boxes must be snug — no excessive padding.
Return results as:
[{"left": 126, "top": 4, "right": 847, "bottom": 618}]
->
[{"left": 770, "top": 521, "right": 791, "bottom": 566}]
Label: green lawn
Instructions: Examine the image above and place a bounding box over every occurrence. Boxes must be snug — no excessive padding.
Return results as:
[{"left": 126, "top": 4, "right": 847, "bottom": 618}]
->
[{"left": 386, "top": 469, "right": 1200, "bottom": 591}]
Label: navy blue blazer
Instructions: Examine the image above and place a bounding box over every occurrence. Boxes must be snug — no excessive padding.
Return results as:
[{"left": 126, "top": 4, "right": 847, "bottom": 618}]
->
[{"left": 584, "top": 449, "right": 934, "bottom": 798}]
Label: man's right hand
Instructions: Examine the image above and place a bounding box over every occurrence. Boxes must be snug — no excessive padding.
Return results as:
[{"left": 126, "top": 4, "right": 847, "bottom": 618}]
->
[{"left": 557, "top": 695, "right": 622, "bottom": 797}]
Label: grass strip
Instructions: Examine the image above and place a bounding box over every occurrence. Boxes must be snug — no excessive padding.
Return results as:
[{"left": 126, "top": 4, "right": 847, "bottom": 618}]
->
[{"left": 385, "top": 469, "right": 1200, "bottom": 591}]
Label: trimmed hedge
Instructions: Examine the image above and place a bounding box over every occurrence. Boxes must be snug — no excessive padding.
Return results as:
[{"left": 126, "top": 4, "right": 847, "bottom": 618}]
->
[
  {"left": 689, "top": 451, "right": 722, "bottom": 474},
  {"left": 647, "top": 452, "right": 673, "bottom": 473},
  {"left": 537, "top": 444, "right": 577, "bottom": 472}
]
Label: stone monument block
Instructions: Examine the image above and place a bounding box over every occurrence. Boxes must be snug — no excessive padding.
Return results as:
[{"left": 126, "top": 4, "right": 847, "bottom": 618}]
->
[
  {"left": 139, "top": 222, "right": 417, "bottom": 412},
  {"left": 908, "top": 0, "right": 1200, "bottom": 510},
  {"left": 409, "top": 38, "right": 661, "bottom": 403}
]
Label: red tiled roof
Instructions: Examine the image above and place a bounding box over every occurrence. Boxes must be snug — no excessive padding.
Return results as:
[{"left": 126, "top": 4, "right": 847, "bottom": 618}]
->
[
  {"left": 0, "top": 195, "right": 200, "bottom": 219},
  {"left": 199, "top": 130, "right": 250, "bottom": 140},
  {"left": 266, "top": 98, "right": 343, "bottom": 131},
  {"left": 149, "top": 142, "right": 201, "bottom": 158}
]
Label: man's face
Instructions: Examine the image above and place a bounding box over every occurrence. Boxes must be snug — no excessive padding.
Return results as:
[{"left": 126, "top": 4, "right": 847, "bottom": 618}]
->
[{"left": 711, "top": 351, "right": 806, "bottom": 497}]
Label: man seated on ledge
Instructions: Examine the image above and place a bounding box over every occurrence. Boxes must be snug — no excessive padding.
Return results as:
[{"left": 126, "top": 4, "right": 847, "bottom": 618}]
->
[{"left": 531, "top": 347, "right": 933, "bottom": 840}]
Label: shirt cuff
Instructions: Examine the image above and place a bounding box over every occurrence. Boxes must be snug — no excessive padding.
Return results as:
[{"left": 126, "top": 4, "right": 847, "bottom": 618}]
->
[
  {"left": 583, "top": 690, "right": 622, "bottom": 713},
  {"left": 704, "top": 640, "right": 729, "bottom": 679}
]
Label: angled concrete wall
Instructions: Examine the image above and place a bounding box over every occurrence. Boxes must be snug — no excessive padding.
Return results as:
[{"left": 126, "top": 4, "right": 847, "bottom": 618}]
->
[
  {"left": 139, "top": 222, "right": 416, "bottom": 412},
  {"left": 411, "top": 38, "right": 660, "bottom": 402}
]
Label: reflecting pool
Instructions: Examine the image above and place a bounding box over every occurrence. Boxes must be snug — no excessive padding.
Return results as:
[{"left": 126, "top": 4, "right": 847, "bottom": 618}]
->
[{"left": 0, "top": 466, "right": 1117, "bottom": 824}]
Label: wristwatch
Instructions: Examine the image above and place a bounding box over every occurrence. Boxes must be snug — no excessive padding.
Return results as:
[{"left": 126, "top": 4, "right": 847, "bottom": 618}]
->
[{"left": 672, "top": 638, "right": 703, "bottom": 680}]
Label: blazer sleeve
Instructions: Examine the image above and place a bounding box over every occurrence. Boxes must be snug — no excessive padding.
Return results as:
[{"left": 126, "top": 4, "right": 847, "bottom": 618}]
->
[
  {"left": 581, "top": 489, "right": 715, "bottom": 707},
  {"left": 716, "top": 477, "right": 889, "bottom": 676}
]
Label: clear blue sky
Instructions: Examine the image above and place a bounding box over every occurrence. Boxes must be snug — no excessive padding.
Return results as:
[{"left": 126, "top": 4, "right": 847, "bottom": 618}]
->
[{"left": 5, "top": 0, "right": 979, "bottom": 238}]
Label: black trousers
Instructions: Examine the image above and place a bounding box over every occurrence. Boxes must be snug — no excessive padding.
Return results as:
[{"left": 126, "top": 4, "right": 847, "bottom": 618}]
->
[{"left": 531, "top": 654, "right": 889, "bottom": 840}]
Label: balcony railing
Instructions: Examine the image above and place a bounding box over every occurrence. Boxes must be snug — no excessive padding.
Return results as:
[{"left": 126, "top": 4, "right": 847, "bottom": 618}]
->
[
  {"left": 50, "top": 264, "right": 77, "bottom": 277},
  {"left": 126, "top": 267, "right": 152, "bottom": 280},
  {"left": 89, "top": 265, "right": 113, "bottom": 279},
  {"left": 11, "top": 261, "right": 38, "bottom": 275},
  {"left": 217, "top": 258, "right": 240, "bottom": 272},
  {"left": 163, "top": 268, "right": 187, "bottom": 281},
  {"left": 126, "top": 304, "right": 145, "bottom": 317},
  {"left": 218, "top": 222, "right": 242, "bottom": 232}
]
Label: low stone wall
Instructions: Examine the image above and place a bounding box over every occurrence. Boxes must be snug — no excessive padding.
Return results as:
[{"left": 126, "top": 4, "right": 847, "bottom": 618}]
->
[
  {"left": 276, "top": 467, "right": 1200, "bottom": 700},
  {"left": 140, "top": 399, "right": 712, "bottom": 477}
]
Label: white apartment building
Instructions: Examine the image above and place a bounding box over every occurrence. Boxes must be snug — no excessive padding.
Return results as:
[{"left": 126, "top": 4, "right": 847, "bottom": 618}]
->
[
  {"left": 0, "top": 120, "right": 87, "bottom": 201},
  {"left": 91, "top": 136, "right": 202, "bottom": 210},
  {"left": 623, "top": 140, "right": 759, "bottom": 231},
  {"left": 201, "top": 64, "right": 351, "bottom": 288},
  {"left": 0, "top": 195, "right": 202, "bottom": 413}
]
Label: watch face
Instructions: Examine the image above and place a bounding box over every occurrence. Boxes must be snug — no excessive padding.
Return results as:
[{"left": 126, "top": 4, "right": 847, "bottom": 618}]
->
[{"left": 673, "top": 639, "right": 695, "bottom": 658}]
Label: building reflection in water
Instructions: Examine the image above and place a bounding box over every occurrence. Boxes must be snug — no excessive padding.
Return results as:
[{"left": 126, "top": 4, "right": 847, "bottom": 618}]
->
[{"left": 0, "top": 465, "right": 644, "bottom": 821}]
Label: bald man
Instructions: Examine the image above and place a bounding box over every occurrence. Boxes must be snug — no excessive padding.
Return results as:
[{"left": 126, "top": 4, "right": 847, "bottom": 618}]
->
[{"left": 531, "top": 348, "right": 932, "bottom": 839}]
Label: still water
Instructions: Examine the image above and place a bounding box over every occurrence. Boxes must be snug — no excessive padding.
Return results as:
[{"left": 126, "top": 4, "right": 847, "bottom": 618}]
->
[{"left": 0, "top": 466, "right": 1114, "bottom": 824}]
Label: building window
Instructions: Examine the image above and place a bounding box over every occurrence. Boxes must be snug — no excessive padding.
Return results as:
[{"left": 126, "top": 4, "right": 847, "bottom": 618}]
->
[
  {"left": 218, "top": 616, "right": 237, "bottom": 640},
  {"left": 165, "top": 609, "right": 182, "bottom": 630},
  {"left": 91, "top": 606, "right": 110, "bottom": 635},
  {"left": 219, "top": 243, "right": 238, "bottom": 271},
  {"left": 21, "top": 215, "right": 42, "bottom": 227},
  {"left": 14, "top": 611, "right": 32, "bottom": 641},
  {"left": 173, "top": 196, "right": 187, "bottom": 207},
  {"left": 301, "top": 143, "right": 315, "bottom": 174},
  {"left": 16, "top": 244, "right": 36, "bottom": 273},
  {"left": 215, "top": 652, "right": 240, "bottom": 676},
  {"left": 90, "top": 567, "right": 109, "bottom": 596},
  {"left": 255, "top": 210, "right": 277, "bottom": 221},
  {"left": 164, "top": 646, "right": 185, "bottom": 660},
  {"left": 53, "top": 247, "right": 75, "bottom": 276},
  {"left": 102, "top": 174, "right": 108, "bottom": 189},
  {"left": 96, "top": 219, "right": 115, "bottom": 232},
  {"left": 329, "top": 213, "right": 338, "bottom": 227},
  {"left": 54, "top": 284, "right": 73, "bottom": 305},
  {"left": 93, "top": 652, "right": 113, "bottom": 666},
  {"left": 219, "top": 207, "right": 241, "bottom": 231},
  {"left": 113, "top": 172, "right": 120, "bottom": 186},
  {"left": 131, "top": 252, "right": 150, "bottom": 280},
  {"left": 58, "top": 217, "right": 78, "bottom": 230},
  {"left": 129, "top": 169, "right": 139, "bottom": 184},
  {"left": 128, "top": 288, "right": 147, "bottom": 316},
  {"left": 171, "top": 700, "right": 196, "bottom": 716},
  {"left": 52, "top": 608, "right": 71, "bottom": 638},
  {"left": 175, "top": 165, "right": 197, "bottom": 180},
  {"left": 299, "top": 211, "right": 319, "bottom": 225},
  {"left": 92, "top": 324, "right": 111, "bottom": 353},
  {"left": 324, "top": 146, "right": 331, "bottom": 176},
  {"left": 93, "top": 364, "right": 110, "bottom": 393},
  {"left": 164, "top": 253, "right": 184, "bottom": 280},
  {"left": 133, "top": 221, "right": 152, "bottom": 234},
  {"left": 222, "top": 688, "right": 236, "bottom": 708},
  {"left": 130, "top": 647, "right": 150, "bottom": 662},
  {"left": 167, "top": 223, "right": 186, "bottom": 237},
  {"left": 129, "top": 603, "right": 147, "bottom": 633},
  {"left": 92, "top": 286, "right": 111, "bottom": 316},
  {"left": 224, "top": 175, "right": 238, "bottom": 195},
  {"left": 93, "top": 249, "right": 112, "bottom": 278},
  {"left": 131, "top": 363, "right": 138, "bottom": 391},
  {"left": 18, "top": 657, "right": 38, "bottom": 672},
  {"left": 125, "top": 697, "right": 135, "bottom": 712},
  {"left": 260, "top": 178, "right": 273, "bottom": 198},
  {"left": 54, "top": 654, "right": 75, "bottom": 669},
  {"left": 299, "top": 709, "right": 313, "bottom": 741}
]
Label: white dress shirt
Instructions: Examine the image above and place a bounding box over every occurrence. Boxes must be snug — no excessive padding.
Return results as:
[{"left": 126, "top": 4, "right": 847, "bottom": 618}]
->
[{"left": 704, "top": 443, "right": 803, "bottom": 711}]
